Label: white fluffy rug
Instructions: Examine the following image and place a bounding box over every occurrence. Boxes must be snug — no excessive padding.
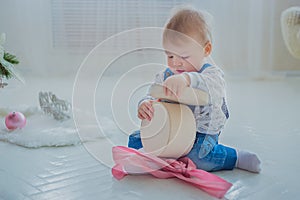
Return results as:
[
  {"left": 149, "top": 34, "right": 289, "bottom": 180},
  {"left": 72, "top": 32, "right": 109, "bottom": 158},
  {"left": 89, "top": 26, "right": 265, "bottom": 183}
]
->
[{"left": 0, "top": 106, "right": 115, "bottom": 148}]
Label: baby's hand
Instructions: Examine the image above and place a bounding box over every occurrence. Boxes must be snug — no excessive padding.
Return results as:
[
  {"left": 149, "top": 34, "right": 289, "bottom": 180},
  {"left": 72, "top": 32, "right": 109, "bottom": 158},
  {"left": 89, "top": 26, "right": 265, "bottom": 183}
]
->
[
  {"left": 138, "top": 100, "right": 154, "bottom": 121},
  {"left": 163, "top": 74, "right": 190, "bottom": 98}
]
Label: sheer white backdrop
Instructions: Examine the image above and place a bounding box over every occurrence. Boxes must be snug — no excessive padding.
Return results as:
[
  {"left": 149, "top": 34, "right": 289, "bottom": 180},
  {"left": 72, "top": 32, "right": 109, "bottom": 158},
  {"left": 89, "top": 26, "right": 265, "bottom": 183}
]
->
[{"left": 0, "top": 0, "right": 299, "bottom": 78}]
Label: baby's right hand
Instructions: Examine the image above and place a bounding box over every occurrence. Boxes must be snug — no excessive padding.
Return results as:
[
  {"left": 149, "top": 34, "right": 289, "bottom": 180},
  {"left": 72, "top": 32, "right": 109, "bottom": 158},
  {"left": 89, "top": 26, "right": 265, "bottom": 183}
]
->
[{"left": 138, "top": 100, "right": 154, "bottom": 121}]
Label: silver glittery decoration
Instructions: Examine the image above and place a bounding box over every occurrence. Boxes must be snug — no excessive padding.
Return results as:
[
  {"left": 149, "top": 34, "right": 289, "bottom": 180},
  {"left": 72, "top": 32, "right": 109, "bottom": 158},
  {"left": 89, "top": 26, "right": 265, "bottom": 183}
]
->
[
  {"left": 39, "top": 91, "right": 71, "bottom": 121},
  {"left": 0, "top": 77, "right": 8, "bottom": 88}
]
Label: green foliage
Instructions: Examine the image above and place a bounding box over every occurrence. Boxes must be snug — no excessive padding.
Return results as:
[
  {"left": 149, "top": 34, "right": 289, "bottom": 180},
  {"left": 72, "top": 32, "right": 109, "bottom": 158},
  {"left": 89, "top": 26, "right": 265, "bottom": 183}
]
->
[
  {"left": 0, "top": 51, "right": 19, "bottom": 79},
  {"left": 0, "top": 64, "right": 12, "bottom": 79},
  {"left": 4, "top": 52, "right": 19, "bottom": 64}
]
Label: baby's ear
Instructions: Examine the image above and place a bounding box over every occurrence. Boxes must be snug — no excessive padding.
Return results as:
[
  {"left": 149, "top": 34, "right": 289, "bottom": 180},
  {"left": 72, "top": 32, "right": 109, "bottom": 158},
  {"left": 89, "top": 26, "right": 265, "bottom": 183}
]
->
[{"left": 204, "top": 42, "right": 212, "bottom": 56}]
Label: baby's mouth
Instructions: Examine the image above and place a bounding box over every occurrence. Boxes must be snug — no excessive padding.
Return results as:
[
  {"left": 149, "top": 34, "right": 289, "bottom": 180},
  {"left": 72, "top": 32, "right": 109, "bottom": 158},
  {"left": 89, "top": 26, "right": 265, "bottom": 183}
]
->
[{"left": 176, "top": 70, "right": 185, "bottom": 73}]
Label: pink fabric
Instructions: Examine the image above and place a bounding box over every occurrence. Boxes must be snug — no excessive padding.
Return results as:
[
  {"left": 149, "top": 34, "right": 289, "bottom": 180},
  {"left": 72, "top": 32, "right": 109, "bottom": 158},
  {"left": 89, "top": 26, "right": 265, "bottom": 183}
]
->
[{"left": 112, "top": 146, "right": 232, "bottom": 199}]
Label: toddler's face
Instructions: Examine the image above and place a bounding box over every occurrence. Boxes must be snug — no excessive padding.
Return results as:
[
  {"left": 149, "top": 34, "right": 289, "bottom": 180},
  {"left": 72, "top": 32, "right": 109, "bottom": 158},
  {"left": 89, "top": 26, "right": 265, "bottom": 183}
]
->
[{"left": 164, "top": 40, "right": 208, "bottom": 74}]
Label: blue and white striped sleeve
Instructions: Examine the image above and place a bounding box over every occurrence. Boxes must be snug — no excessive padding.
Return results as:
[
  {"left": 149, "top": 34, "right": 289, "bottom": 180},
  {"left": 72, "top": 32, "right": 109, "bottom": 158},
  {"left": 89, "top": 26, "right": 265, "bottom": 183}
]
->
[{"left": 184, "top": 67, "right": 226, "bottom": 104}]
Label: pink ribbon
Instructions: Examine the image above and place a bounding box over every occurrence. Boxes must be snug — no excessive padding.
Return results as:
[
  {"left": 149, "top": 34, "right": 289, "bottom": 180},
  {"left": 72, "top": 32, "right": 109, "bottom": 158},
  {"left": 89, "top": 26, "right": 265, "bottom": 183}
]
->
[{"left": 112, "top": 146, "right": 232, "bottom": 199}]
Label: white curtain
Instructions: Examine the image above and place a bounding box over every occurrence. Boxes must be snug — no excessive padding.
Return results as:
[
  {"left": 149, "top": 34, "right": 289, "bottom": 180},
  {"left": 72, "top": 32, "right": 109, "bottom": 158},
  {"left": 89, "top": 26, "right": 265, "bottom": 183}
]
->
[
  {"left": 194, "top": 0, "right": 300, "bottom": 76},
  {"left": 0, "top": 0, "right": 299, "bottom": 78}
]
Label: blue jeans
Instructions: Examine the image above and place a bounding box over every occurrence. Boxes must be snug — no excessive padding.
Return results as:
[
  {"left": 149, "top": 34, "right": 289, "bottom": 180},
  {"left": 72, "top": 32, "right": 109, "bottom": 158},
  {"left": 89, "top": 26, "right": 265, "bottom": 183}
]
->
[{"left": 128, "top": 130, "right": 237, "bottom": 172}]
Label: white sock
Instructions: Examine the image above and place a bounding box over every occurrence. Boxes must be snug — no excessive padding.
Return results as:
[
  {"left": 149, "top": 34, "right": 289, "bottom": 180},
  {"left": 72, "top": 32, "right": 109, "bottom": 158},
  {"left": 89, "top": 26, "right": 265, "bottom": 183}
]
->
[{"left": 235, "top": 150, "right": 261, "bottom": 173}]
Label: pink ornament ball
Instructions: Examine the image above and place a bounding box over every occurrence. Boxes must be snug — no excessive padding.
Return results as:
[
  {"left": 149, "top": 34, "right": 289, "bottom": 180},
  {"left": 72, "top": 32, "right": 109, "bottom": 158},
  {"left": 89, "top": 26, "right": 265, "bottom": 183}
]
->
[{"left": 5, "top": 112, "right": 26, "bottom": 130}]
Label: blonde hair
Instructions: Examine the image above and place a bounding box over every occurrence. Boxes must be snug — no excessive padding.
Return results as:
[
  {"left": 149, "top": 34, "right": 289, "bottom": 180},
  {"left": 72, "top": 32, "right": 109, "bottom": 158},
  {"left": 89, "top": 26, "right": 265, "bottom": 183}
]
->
[{"left": 163, "top": 7, "right": 212, "bottom": 46}]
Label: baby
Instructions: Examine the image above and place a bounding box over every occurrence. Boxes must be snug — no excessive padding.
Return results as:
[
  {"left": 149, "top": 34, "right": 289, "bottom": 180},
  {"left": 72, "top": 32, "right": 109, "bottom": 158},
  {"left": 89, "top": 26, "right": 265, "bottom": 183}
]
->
[{"left": 128, "top": 7, "right": 261, "bottom": 173}]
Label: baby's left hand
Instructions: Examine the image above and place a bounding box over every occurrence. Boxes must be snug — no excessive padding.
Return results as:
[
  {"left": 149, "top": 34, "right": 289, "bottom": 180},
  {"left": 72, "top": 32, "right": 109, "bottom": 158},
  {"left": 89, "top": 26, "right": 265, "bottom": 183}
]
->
[{"left": 163, "top": 74, "right": 190, "bottom": 98}]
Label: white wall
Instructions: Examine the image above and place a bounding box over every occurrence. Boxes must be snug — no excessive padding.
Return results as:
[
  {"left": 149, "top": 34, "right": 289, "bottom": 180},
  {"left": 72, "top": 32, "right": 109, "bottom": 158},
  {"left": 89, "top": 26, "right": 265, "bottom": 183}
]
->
[
  {"left": 0, "top": 0, "right": 85, "bottom": 77},
  {"left": 0, "top": 0, "right": 299, "bottom": 78},
  {"left": 195, "top": 0, "right": 300, "bottom": 76}
]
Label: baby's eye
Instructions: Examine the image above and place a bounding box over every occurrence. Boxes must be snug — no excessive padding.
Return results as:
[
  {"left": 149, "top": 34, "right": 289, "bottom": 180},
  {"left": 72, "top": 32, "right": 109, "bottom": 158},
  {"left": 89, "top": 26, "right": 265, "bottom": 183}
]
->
[
  {"left": 168, "top": 55, "right": 174, "bottom": 59},
  {"left": 181, "top": 56, "right": 189, "bottom": 59}
]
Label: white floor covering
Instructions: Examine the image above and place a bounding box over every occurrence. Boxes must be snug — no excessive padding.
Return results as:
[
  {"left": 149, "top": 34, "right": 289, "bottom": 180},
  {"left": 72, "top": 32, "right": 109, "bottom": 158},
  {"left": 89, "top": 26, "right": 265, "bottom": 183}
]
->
[{"left": 0, "top": 75, "right": 299, "bottom": 200}]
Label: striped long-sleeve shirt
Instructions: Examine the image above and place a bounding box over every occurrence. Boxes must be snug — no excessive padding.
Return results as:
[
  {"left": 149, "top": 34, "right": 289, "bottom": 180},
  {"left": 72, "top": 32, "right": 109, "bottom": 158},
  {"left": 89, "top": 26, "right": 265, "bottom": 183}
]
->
[{"left": 138, "top": 63, "right": 229, "bottom": 135}]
